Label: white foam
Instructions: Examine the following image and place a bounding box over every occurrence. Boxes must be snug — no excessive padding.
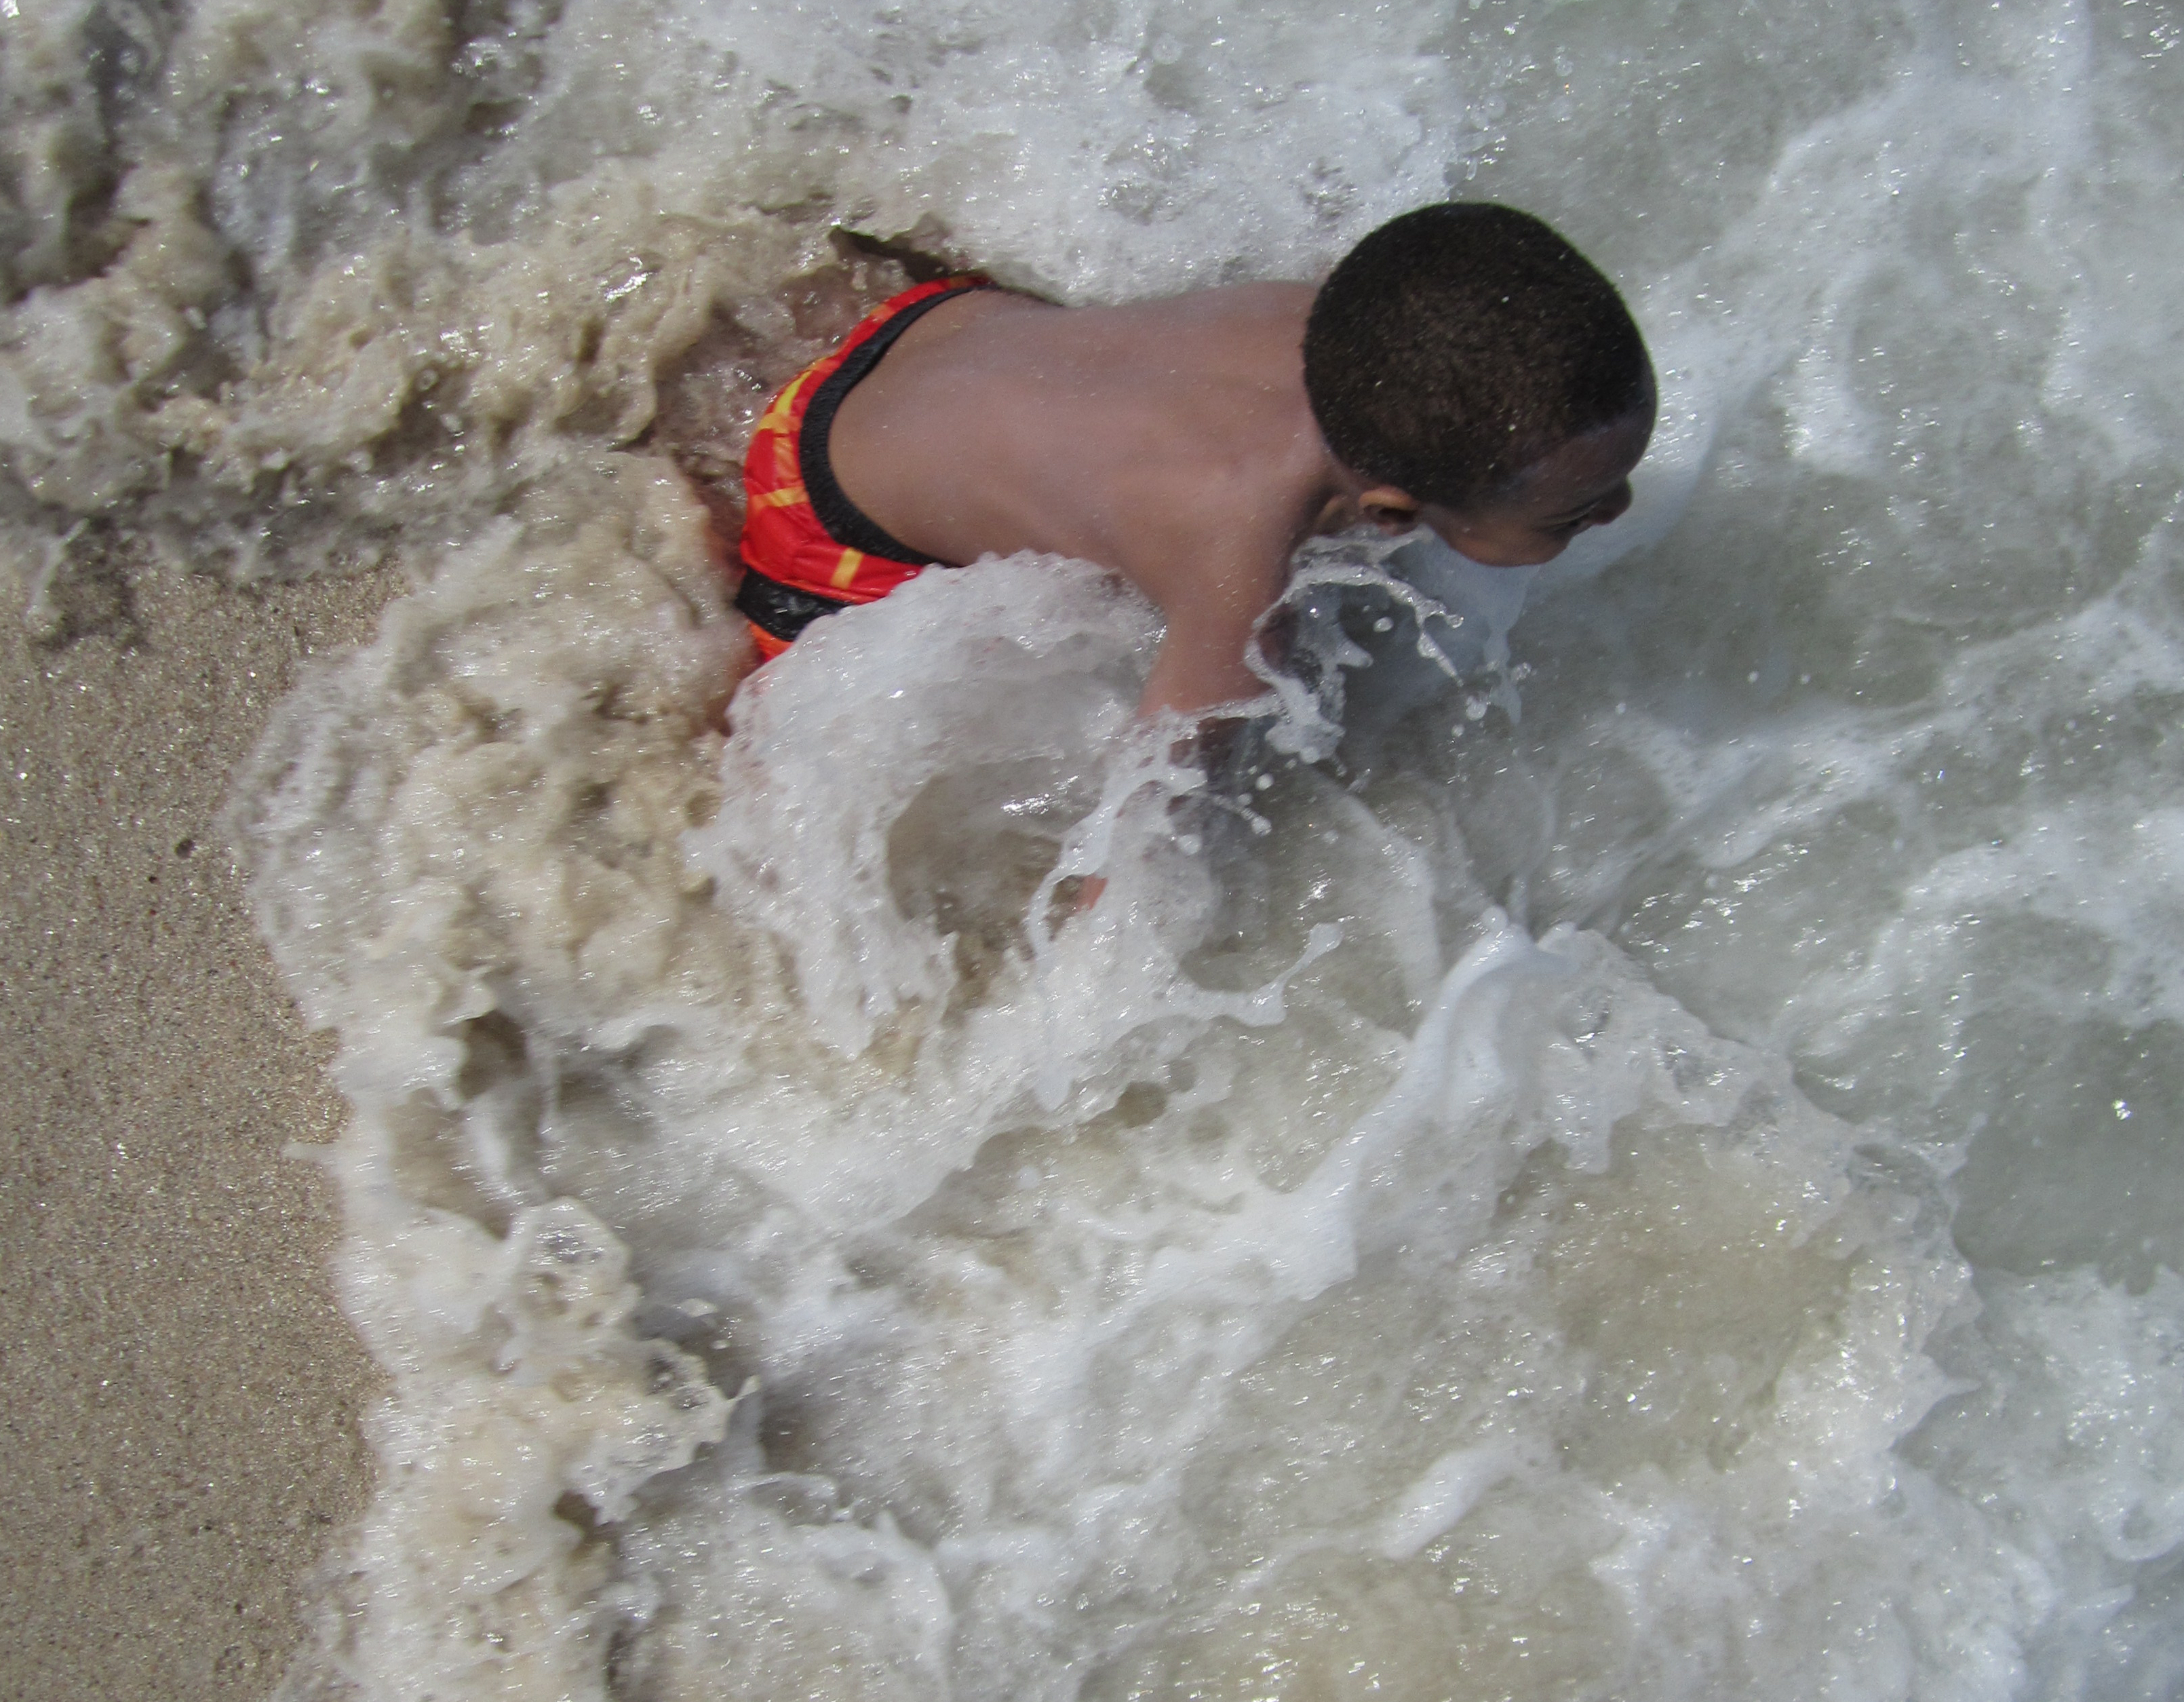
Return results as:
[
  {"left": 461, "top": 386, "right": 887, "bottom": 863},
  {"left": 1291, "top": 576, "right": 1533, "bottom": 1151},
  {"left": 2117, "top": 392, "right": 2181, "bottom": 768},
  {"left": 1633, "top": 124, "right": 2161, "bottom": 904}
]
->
[{"left": 1376, "top": 1444, "right": 1517, "bottom": 1562}]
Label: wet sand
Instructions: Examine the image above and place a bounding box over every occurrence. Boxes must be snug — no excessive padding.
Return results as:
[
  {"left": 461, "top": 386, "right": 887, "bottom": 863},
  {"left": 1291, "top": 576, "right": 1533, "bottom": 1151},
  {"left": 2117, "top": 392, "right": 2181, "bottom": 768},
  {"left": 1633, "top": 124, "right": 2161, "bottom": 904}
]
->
[{"left": 0, "top": 564, "right": 397, "bottom": 1701}]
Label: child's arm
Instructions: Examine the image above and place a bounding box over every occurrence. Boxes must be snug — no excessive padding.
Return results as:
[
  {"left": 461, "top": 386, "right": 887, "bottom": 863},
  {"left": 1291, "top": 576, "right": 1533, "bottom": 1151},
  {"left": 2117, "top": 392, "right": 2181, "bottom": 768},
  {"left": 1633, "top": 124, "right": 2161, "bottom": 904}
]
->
[
  {"left": 1128, "top": 523, "right": 1293, "bottom": 724},
  {"left": 1137, "top": 606, "right": 1272, "bottom": 720},
  {"left": 1070, "top": 537, "right": 1289, "bottom": 914}
]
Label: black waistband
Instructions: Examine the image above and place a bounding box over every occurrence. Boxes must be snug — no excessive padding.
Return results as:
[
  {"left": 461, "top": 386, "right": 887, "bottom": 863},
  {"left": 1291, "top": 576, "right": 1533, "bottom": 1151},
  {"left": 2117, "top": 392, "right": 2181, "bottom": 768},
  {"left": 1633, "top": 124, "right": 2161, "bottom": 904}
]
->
[
  {"left": 735, "top": 568, "right": 852, "bottom": 644},
  {"left": 799, "top": 279, "right": 994, "bottom": 564}
]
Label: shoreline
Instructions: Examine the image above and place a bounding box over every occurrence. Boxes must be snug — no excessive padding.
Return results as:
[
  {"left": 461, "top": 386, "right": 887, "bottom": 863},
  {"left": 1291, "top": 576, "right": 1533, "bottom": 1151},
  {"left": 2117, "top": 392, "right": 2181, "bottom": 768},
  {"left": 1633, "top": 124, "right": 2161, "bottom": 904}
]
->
[{"left": 0, "top": 563, "right": 397, "bottom": 1701}]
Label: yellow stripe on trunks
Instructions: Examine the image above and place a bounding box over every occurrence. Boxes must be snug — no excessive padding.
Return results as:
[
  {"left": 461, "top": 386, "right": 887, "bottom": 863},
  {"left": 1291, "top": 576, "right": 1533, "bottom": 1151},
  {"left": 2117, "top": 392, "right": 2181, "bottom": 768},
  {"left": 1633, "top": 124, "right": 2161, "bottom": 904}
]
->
[{"left": 756, "top": 370, "right": 810, "bottom": 433}]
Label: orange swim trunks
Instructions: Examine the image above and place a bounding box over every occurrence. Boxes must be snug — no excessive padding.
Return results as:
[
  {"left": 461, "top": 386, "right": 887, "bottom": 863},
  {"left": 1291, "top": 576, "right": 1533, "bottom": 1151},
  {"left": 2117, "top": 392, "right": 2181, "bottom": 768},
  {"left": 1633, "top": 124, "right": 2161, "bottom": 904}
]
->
[{"left": 736, "top": 275, "right": 994, "bottom": 659}]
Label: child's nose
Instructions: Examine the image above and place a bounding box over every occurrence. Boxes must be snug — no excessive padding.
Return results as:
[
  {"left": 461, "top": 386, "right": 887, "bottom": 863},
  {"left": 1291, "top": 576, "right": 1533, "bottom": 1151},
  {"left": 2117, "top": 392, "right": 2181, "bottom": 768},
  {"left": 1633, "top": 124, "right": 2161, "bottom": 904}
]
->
[{"left": 1587, "top": 482, "right": 1633, "bottom": 528}]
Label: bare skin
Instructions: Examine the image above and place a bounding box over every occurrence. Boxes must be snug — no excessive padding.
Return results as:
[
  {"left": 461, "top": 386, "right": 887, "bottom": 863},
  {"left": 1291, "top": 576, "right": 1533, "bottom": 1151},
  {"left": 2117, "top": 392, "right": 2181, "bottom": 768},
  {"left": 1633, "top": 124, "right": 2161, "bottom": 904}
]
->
[{"left": 827, "top": 282, "right": 1652, "bottom": 720}]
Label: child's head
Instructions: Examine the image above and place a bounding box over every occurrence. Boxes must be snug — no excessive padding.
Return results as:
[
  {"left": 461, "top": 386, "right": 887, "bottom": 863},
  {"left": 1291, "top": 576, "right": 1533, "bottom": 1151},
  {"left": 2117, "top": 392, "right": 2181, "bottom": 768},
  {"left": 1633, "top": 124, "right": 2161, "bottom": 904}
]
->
[{"left": 1304, "top": 202, "right": 1654, "bottom": 550}]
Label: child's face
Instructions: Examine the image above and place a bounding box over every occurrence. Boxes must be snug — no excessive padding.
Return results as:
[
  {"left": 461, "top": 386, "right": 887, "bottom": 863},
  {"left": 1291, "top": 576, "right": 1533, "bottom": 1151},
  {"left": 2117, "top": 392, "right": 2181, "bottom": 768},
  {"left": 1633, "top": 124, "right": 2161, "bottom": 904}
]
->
[{"left": 1363, "top": 411, "right": 1652, "bottom": 568}]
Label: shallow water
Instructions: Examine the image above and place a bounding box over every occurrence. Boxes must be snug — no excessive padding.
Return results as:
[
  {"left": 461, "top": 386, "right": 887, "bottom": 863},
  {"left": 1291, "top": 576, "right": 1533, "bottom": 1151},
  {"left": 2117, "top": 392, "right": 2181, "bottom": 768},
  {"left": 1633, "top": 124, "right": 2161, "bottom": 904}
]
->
[{"left": 9, "top": 0, "right": 2183, "bottom": 1696}]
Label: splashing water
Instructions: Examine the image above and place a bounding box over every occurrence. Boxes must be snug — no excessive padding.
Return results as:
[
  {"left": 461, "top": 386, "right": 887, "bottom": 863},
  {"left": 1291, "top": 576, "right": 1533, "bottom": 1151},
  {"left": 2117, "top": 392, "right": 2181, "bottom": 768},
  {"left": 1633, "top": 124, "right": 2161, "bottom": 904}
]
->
[{"left": 12, "top": 0, "right": 2183, "bottom": 1695}]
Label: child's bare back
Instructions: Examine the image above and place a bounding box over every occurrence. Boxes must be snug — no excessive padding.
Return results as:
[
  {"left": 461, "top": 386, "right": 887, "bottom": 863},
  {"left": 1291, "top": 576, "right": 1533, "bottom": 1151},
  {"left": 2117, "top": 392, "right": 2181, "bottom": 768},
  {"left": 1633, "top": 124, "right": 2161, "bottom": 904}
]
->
[
  {"left": 830, "top": 283, "right": 1331, "bottom": 715},
  {"left": 726, "top": 205, "right": 1657, "bottom": 722}
]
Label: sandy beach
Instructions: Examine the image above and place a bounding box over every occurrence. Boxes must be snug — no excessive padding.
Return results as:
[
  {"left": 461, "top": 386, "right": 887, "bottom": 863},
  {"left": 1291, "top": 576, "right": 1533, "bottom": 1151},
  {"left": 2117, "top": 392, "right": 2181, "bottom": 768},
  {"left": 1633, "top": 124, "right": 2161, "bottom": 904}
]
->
[{"left": 1, "top": 564, "right": 397, "bottom": 1701}]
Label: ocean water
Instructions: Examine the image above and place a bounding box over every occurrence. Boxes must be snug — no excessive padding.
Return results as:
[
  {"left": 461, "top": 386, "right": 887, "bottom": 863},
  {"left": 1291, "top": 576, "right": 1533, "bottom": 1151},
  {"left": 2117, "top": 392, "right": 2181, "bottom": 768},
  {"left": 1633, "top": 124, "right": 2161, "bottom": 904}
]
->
[{"left": 8, "top": 0, "right": 2183, "bottom": 1696}]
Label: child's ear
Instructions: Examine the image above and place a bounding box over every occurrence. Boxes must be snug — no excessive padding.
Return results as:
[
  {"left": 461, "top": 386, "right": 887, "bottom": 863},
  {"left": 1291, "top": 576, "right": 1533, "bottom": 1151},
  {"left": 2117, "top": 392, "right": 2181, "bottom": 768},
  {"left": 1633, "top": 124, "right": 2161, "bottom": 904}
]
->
[{"left": 1355, "top": 486, "right": 1422, "bottom": 533}]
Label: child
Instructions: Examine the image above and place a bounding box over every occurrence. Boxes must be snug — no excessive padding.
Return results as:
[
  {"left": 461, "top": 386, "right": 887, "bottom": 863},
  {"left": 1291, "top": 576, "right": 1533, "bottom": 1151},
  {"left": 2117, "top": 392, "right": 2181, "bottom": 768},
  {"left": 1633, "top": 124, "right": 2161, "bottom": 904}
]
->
[{"left": 731, "top": 202, "right": 1654, "bottom": 723}]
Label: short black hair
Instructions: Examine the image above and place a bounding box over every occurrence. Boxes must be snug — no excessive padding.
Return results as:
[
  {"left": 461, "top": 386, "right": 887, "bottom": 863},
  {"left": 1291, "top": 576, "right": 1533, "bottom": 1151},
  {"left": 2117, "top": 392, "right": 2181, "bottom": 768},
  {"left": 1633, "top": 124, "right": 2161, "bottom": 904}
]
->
[{"left": 1303, "top": 203, "right": 1654, "bottom": 511}]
